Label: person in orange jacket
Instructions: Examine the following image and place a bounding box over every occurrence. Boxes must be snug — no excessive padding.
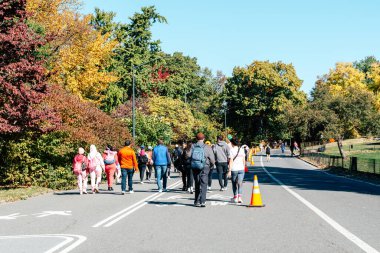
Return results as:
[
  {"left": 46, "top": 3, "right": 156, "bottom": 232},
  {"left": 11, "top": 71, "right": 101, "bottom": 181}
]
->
[{"left": 118, "top": 140, "right": 138, "bottom": 194}]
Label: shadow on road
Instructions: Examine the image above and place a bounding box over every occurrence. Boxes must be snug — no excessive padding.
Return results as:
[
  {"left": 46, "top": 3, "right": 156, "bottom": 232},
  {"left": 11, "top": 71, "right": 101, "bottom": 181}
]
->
[{"left": 243, "top": 161, "right": 380, "bottom": 196}]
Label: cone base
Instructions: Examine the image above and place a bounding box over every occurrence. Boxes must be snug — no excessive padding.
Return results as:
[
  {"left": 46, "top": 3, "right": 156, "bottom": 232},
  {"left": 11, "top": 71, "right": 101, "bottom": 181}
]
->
[{"left": 247, "top": 204, "right": 265, "bottom": 208}]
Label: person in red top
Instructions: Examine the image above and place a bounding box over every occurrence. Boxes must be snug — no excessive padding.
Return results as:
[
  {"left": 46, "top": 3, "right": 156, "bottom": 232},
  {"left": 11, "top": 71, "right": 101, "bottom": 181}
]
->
[
  {"left": 72, "top": 147, "right": 88, "bottom": 195},
  {"left": 102, "top": 144, "right": 119, "bottom": 191},
  {"left": 118, "top": 140, "right": 138, "bottom": 194}
]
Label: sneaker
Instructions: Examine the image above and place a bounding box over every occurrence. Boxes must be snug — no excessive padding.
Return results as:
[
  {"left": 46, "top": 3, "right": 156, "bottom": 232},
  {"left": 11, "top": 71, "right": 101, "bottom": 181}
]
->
[
  {"left": 94, "top": 188, "right": 99, "bottom": 193},
  {"left": 223, "top": 187, "right": 228, "bottom": 191},
  {"left": 220, "top": 188, "right": 224, "bottom": 191},
  {"left": 200, "top": 203, "right": 206, "bottom": 207},
  {"left": 167, "top": 176, "right": 171, "bottom": 179},
  {"left": 194, "top": 202, "right": 201, "bottom": 207},
  {"left": 82, "top": 191, "right": 88, "bottom": 194},
  {"left": 188, "top": 187, "right": 191, "bottom": 193},
  {"left": 207, "top": 187, "right": 212, "bottom": 193},
  {"left": 121, "top": 191, "right": 125, "bottom": 195},
  {"left": 79, "top": 191, "right": 83, "bottom": 195},
  {"left": 158, "top": 189, "right": 162, "bottom": 193},
  {"left": 182, "top": 186, "right": 186, "bottom": 191},
  {"left": 231, "top": 196, "right": 238, "bottom": 203},
  {"left": 110, "top": 187, "right": 114, "bottom": 191},
  {"left": 163, "top": 189, "right": 168, "bottom": 192},
  {"left": 129, "top": 190, "right": 134, "bottom": 194},
  {"left": 140, "top": 181, "right": 144, "bottom": 184}
]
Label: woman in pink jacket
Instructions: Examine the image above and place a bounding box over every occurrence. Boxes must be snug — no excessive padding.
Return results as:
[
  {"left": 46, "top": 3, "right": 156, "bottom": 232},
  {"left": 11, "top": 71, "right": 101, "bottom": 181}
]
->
[
  {"left": 102, "top": 145, "right": 119, "bottom": 191},
  {"left": 87, "top": 145, "right": 105, "bottom": 193},
  {"left": 72, "top": 147, "right": 88, "bottom": 195}
]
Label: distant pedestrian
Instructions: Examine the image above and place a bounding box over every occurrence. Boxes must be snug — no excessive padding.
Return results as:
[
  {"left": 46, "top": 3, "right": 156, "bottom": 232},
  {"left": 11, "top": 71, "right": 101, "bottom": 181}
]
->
[
  {"left": 145, "top": 146, "right": 154, "bottom": 181},
  {"left": 137, "top": 146, "right": 149, "bottom": 184},
  {"left": 72, "top": 147, "right": 88, "bottom": 195},
  {"left": 266, "top": 145, "right": 271, "bottom": 162},
  {"left": 280, "top": 142, "right": 285, "bottom": 154},
  {"left": 118, "top": 140, "right": 138, "bottom": 194},
  {"left": 228, "top": 137, "right": 245, "bottom": 204},
  {"left": 214, "top": 135, "right": 230, "bottom": 191},
  {"left": 182, "top": 141, "right": 194, "bottom": 194},
  {"left": 153, "top": 140, "right": 171, "bottom": 192},
  {"left": 294, "top": 141, "right": 299, "bottom": 155},
  {"left": 191, "top": 133, "right": 215, "bottom": 207},
  {"left": 102, "top": 144, "right": 119, "bottom": 191},
  {"left": 173, "top": 144, "right": 186, "bottom": 190},
  {"left": 87, "top": 145, "right": 105, "bottom": 194},
  {"left": 172, "top": 144, "right": 183, "bottom": 173}
]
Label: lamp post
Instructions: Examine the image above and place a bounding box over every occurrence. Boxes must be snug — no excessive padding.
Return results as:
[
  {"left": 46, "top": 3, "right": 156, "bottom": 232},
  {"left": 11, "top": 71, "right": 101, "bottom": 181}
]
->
[
  {"left": 131, "top": 58, "right": 160, "bottom": 140},
  {"left": 222, "top": 100, "right": 227, "bottom": 138}
]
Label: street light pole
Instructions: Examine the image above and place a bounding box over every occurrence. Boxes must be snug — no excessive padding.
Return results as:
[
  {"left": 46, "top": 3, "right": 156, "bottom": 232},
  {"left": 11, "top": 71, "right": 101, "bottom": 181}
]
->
[{"left": 222, "top": 100, "right": 227, "bottom": 138}]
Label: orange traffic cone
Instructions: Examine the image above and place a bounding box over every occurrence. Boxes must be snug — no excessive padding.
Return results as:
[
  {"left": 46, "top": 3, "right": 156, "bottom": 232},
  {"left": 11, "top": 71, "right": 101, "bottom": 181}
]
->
[{"left": 248, "top": 175, "right": 265, "bottom": 207}]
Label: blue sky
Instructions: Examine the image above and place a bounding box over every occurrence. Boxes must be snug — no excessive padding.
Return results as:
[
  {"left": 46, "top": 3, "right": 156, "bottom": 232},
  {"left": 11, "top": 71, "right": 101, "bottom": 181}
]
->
[{"left": 81, "top": 0, "right": 380, "bottom": 94}]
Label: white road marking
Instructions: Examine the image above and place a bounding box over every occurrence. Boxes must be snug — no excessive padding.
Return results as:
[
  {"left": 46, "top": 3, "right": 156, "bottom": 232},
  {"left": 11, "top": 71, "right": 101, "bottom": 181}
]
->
[
  {"left": 34, "top": 211, "right": 72, "bottom": 218},
  {"left": 93, "top": 180, "right": 182, "bottom": 228},
  {"left": 260, "top": 156, "right": 379, "bottom": 253},
  {"left": 0, "top": 213, "right": 26, "bottom": 220},
  {"left": 211, "top": 201, "right": 229, "bottom": 206},
  {"left": 0, "top": 234, "right": 86, "bottom": 253}
]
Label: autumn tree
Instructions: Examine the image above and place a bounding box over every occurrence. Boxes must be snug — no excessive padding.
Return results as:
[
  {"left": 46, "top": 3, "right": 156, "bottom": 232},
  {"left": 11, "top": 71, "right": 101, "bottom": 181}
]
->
[
  {"left": 0, "top": 0, "right": 59, "bottom": 135},
  {"left": 27, "top": 0, "right": 118, "bottom": 102}
]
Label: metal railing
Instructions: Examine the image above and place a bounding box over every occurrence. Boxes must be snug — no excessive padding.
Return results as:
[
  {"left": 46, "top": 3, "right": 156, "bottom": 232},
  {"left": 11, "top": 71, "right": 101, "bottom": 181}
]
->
[{"left": 301, "top": 151, "right": 380, "bottom": 175}]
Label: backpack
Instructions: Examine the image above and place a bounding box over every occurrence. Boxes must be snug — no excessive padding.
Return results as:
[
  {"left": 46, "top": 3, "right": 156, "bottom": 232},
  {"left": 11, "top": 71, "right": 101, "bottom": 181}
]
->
[
  {"left": 74, "top": 156, "right": 86, "bottom": 174},
  {"left": 104, "top": 152, "right": 115, "bottom": 165},
  {"left": 139, "top": 154, "right": 148, "bottom": 164},
  {"left": 191, "top": 144, "right": 206, "bottom": 170},
  {"left": 266, "top": 146, "right": 271, "bottom": 154}
]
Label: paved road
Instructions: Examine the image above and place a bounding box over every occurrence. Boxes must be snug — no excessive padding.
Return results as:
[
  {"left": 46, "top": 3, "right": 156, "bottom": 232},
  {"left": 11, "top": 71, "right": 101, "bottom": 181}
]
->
[{"left": 1, "top": 150, "right": 379, "bottom": 253}]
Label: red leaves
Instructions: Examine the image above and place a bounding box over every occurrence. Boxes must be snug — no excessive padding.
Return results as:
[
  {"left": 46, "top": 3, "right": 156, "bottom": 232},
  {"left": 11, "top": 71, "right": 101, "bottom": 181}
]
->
[
  {"left": 0, "top": 0, "right": 59, "bottom": 134},
  {"left": 151, "top": 66, "right": 170, "bottom": 83}
]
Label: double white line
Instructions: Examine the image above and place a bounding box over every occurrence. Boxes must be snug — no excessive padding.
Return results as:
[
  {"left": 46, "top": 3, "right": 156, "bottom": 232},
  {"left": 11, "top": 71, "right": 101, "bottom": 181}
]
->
[{"left": 92, "top": 180, "right": 182, "bottom": 228}]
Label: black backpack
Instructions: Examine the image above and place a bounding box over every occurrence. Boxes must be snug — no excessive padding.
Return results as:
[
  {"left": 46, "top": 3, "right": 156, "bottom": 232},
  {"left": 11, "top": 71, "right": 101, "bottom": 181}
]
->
[{"left": 139, "top": 154, "right": 148, "bottom": 164}]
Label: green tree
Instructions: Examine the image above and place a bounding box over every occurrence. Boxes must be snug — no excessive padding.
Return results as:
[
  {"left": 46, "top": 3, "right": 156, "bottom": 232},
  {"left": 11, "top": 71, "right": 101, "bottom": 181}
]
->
[{"left": 225, "top": 61, "right": 306, "bottom": 142}]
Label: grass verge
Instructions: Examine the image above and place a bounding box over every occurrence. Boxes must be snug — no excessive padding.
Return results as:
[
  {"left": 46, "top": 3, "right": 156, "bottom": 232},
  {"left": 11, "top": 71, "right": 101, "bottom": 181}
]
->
[{"left": 0, "top": 186, "right": 52, "bottom": 204}]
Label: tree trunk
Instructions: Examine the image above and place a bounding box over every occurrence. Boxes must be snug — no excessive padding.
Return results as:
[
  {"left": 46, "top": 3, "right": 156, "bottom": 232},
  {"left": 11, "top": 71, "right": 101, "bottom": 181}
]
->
[{"left": 337, "top": 137, "right": 345, "bottom": 158}]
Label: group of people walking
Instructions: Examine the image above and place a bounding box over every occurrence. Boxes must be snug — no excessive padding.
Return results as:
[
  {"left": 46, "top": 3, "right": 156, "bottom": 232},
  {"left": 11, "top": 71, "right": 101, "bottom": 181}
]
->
[{"left": 72, "top": 133, "right": 291, "bottom": 207}]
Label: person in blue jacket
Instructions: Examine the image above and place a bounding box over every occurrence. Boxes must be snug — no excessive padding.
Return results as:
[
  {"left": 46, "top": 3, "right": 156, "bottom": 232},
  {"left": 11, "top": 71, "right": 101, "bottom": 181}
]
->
[{"left": 152, "top": 139, "right": 171, "bottom": 192}]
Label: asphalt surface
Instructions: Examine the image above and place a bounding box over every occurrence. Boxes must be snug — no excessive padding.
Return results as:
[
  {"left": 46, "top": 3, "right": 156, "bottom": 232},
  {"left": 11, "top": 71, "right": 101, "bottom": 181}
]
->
[{"left": 1, "top": 149, "right": 379, "bottom": 253}]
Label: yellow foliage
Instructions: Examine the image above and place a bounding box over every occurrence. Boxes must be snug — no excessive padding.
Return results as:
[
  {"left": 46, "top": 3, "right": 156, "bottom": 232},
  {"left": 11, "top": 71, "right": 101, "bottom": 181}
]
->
[
  {"left": 367, "top": 63, "right": 380, "bottom": 94},
  {"left": 27, "top": 0, "right": 118, "bottom": 102},
  {"left": 325, "top": 63, "right": 366, "bottom": 95}
]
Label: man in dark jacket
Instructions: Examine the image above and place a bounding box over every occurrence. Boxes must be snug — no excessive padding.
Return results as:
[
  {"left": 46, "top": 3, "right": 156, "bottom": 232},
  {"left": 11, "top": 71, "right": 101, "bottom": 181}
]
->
[
  {"left": 191, "top": 133, "right": 215, "bottom": 207},
  {"left": 214, "top": 135, "right": 230, "bottom": 191}
]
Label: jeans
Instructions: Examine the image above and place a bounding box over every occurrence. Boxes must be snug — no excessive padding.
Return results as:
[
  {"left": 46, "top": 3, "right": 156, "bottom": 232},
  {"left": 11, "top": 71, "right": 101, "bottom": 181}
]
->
[
  {"left": 208, "top": 167, "right": 214, "bottom": 188},
  {"left": 121, "top": 168, "right": 134, "bottom": 192},
  {"left": 216, "top": 162, "right": 228, "bottom": 188},
  {"left": 139, "top": 165, "right": 146, "bottom": 182},
  {"left": 146, "top": 164, "right": 153, "bottom": 180},
  {"left": 155, "top": 165, "right": 168, "bottom": 190},
  {"left": 193, "top": 167, "right": 209, "bottom": 204},
  {"left": 231, "top": 170, "right": 244, "bottom": 196},
  {"left": 186, "top": 165, "right": 193, "bottom": 189}
]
